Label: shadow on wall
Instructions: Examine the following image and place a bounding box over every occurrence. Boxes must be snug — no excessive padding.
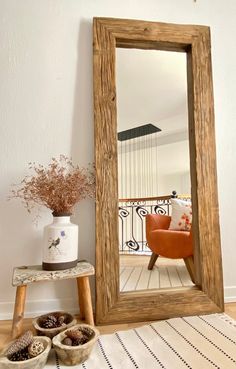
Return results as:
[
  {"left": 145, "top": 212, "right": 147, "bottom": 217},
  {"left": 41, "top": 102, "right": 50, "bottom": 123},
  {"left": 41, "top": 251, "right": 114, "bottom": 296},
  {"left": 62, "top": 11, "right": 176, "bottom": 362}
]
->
[{"left": 70, "top": 18, "right": 95, "bottom": 266}]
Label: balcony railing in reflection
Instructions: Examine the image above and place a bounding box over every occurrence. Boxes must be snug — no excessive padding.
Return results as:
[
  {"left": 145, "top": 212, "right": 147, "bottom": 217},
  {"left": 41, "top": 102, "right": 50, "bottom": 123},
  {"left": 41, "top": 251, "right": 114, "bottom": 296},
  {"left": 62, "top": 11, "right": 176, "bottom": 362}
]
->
[
  {"left": 118, "top": 192, "right": 190, "bottom": 254},
  {"left": 119, "top": 194, "right": 172, "bottom": 254}
]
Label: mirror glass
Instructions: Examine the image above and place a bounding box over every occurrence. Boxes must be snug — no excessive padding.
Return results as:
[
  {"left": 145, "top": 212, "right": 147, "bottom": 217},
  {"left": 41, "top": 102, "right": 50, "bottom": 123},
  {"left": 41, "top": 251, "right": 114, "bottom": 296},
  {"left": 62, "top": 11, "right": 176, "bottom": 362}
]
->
[{"left": 116, "top": 48, "right": 194, "bottom": 292}]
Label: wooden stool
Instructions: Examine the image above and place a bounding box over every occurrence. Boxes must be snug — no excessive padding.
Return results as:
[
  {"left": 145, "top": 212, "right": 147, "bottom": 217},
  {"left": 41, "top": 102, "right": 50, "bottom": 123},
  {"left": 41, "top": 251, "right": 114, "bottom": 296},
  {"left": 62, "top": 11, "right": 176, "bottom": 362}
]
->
[{"left": 11, "top": 261, "right": 95, "bottom": 339}]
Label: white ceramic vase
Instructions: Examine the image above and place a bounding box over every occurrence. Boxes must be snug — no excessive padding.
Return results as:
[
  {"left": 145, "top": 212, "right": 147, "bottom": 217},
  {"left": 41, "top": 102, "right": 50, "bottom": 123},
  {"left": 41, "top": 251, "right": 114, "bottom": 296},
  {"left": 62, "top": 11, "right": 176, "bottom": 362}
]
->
[{"left": 42, "top": 214, "right": 78, "bottom": 271}]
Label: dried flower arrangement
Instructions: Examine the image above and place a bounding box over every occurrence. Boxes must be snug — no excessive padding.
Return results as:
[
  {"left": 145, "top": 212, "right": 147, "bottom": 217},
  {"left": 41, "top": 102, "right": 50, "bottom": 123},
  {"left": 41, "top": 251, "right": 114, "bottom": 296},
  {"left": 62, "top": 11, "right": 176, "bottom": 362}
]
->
[{"left": 9, "top": 155, "right": 95, "bottom": 216}]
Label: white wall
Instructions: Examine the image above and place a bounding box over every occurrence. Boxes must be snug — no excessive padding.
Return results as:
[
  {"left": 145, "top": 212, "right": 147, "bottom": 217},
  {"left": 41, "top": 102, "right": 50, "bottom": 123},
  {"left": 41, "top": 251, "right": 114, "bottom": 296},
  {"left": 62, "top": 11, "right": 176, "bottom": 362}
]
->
[
  {"left": 118, "top": 139, "right": 190, "bottom": 198},
  {"left": 157, "top": 140, "right": 191, "bottom": 196},
  {"left": 0, "top": 0, "right": 236, "bottom": 319}
]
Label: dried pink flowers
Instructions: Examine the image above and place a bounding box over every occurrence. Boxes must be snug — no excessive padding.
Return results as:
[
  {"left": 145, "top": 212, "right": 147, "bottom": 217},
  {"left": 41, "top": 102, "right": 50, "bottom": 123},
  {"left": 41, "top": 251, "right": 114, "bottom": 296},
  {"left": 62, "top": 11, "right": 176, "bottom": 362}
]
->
[{"left": 9, "top": 155, "right": 95, "bottom": 215}]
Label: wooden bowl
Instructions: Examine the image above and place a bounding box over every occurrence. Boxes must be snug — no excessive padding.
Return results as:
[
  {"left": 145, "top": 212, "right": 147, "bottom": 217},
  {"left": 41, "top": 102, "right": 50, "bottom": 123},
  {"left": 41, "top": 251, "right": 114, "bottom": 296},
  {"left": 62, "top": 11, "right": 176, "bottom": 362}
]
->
[
  {"left": 32, "top": 311, "right": 77, "bottom": 339},
  {"left": 0, "top": 336, "right": 51, "bottom": 369},
  {"left": 52, "top": 324, "right": 99, "bottom": 366}
]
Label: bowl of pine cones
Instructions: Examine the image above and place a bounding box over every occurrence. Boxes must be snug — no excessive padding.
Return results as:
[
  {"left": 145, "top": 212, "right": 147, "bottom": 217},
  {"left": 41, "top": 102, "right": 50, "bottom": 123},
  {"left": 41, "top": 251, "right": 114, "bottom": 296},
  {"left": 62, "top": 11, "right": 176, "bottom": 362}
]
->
[
  {"left": 32, "top": 311, "right": 77, "bottom": 339},
  {"left": 52, "top": 324, "right": 99, "bottom": 366},
  {"left": 0, "top": 330, "right": 51, "bottom": 368}
]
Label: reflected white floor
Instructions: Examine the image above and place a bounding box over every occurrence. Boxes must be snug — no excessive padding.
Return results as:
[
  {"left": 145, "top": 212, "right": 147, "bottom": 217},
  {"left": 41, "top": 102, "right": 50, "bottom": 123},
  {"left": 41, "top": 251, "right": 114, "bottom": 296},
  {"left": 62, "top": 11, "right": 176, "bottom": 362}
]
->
[{"left": 120, "top": 255, "right": 194, "bottom": 292}]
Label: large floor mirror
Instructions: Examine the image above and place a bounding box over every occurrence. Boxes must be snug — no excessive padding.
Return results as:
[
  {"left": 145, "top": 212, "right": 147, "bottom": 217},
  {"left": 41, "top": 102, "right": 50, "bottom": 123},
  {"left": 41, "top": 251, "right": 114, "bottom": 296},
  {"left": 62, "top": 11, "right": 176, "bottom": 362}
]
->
[
  {"left": 93, "top": 17, "right": 224, "bottom": 325},
  {"left": 117, "top": 48, "right": 193, "bottom": 293}
]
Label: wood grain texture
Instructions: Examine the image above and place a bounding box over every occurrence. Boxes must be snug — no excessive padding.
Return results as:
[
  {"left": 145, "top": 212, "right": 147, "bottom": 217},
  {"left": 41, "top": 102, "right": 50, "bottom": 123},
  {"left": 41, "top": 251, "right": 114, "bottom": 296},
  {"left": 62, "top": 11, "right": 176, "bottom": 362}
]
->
[
  {"left": 77, "top": 277, "right": 94, "bottom": 326},
  {"left": 93, "top": 17, "right": 224, "bottom": 325},
  {"left": 12, "top": 262, "right": 94, "bottom": 286},
  {"left": 77, "top": 277, "right": 85, "bottom": 320},
  {"left": 11, "top": 285, "right": 27, "bottom": 338}
]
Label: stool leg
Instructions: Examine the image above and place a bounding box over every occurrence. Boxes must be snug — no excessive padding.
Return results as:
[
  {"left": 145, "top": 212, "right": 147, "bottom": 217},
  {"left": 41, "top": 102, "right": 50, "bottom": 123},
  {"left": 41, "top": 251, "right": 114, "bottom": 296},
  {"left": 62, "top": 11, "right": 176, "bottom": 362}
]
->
[
  {"left": 11, "top": 285, "right": 27, "bottom": 339},
  {"left": 77, "top": 276, "right": 94, "bottom": 325},
  {"left": 77, "top": 278, "right": 85, "bottom": 320}
]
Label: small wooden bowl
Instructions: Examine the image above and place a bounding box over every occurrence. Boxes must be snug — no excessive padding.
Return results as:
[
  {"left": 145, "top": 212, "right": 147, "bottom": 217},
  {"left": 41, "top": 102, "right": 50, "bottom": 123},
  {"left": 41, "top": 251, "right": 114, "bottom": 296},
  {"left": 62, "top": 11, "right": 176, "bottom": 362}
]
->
[
  {"left": 0, "top": 336, "right": 51, "bottom": 369},
  {"left": 52, "top": 324, "right": 99, "bottom": 366},
  {"left": 32, "top": 311, "right": 77, "bottom": 339}
]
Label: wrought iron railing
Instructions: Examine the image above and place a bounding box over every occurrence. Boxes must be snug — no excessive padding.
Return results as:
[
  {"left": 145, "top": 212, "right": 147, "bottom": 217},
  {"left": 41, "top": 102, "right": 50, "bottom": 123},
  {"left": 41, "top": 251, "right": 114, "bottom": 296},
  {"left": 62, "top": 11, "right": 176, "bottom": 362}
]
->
[{"left": 118, "top": 192, "right": 190, "bottom": 254}]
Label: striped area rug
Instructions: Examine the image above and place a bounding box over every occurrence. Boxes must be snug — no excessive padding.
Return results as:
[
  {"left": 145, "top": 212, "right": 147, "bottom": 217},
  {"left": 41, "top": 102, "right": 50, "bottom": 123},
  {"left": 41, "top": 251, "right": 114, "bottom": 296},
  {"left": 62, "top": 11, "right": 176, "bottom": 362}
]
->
[{"left": 45, "top": 314, "right": 236, "bottom": 369}]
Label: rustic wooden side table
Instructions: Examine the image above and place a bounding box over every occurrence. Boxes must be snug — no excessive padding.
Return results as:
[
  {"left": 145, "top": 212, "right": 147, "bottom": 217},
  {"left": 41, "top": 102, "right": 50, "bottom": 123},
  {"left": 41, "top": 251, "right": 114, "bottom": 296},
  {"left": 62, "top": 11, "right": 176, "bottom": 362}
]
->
[{"left": 11, "top": 261, "right": 95, "bottom": 339}]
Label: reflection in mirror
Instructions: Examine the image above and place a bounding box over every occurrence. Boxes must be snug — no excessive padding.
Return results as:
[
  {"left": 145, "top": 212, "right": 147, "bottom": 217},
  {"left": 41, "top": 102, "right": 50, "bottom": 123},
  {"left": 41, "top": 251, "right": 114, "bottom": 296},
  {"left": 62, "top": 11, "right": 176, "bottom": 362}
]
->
[{"left": 116, "top": 49, "right": 194, "bottom": 292}]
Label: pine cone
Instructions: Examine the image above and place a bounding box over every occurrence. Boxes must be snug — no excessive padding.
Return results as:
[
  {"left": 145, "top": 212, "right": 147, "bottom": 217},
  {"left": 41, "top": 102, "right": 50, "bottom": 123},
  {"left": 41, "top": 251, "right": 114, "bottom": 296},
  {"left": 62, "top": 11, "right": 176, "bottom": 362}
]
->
[
  {"left": 57, "top": 315, "right": 66, "bottom": 327},
  {"left": 6, "top": 331, "right": 33, "bottom": 358},
  {"left": 72, "top": 337, "right": 88, "bottom": 346},
  {"left": 41, "top": 314, "right": 58, "bottom": 329},
  {"left": 47, "top": 314, "right": 57, "bottom": 322},
  {"left": 65, "top": 329, "right": 83, "bottom": 341},
  {"left": 80, "top": 327, "right": 94, "bottom": 339},
  {"left": 8, "top": 347, "right": 30, "bottom": 361}
]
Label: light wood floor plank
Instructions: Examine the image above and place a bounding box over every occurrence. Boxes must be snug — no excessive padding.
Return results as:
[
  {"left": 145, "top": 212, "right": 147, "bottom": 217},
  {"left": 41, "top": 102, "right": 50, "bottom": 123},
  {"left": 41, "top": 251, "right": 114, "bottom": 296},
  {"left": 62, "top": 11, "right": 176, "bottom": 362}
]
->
[
  {"left": 136, "top": 267, "right": 152, "bottom": 290},
  {"left": 122, "top": 266, "right": 142, "bottom": 292},
  {"left": 119, "top": 266, "right": 125, "bottom": 276},
  {"left": 167, "top": 265, "right": 183, "bottom": 287},
  {"left": 177, "top": 265, "right": 194, "bottom": 286},
  {"left": 120, "top": 256, "right": 193, "bottom": 291},
  {"left": 120, "top": 266, "right": 134, "bottom": 291},
  {"left": 159, "top": 266, "right": 171, "bottom": 288},
  {"left": 148, "top": 267, "right": 160, "bottom": 289}
]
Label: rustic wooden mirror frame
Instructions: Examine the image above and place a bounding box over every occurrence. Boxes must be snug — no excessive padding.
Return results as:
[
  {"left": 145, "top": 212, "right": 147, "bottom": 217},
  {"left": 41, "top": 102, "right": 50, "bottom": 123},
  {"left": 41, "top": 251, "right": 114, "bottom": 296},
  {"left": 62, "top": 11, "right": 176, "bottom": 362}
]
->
[{"left": 93, "top": 17, "right": 224, "bottom": 325}]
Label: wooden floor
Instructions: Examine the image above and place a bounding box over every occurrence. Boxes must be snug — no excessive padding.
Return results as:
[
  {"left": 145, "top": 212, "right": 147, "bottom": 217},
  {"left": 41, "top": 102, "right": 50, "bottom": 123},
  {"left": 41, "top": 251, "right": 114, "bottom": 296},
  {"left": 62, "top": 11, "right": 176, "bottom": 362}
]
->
[
  {"left": 0, "top": 303, "right": 236, "bottom": 352},
  {"left": 120, "top": 255, "right": 193, "bottom": 291}
]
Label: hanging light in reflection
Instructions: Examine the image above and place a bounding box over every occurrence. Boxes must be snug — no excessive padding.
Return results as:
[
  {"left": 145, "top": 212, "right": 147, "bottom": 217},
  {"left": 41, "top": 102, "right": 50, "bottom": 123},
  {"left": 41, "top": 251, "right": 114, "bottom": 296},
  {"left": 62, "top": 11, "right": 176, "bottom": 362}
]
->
[{"left": 118, "top": 124, "right": 161, "bottom": 200}]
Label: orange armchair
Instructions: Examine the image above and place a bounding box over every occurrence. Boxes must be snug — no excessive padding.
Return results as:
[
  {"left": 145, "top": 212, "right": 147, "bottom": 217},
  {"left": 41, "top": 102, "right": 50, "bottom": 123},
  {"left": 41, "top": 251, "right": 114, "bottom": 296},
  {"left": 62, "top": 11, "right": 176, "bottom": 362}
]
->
[{"left": 146, "top": 214, "right": 195, "bottom": 282}]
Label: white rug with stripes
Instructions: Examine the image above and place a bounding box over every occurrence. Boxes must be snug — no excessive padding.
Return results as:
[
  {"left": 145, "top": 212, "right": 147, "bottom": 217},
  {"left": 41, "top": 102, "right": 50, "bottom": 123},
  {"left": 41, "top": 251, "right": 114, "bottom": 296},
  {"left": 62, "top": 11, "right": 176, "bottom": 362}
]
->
[{"left": 45, "top": 314, "right": 236, "bottom": 369}]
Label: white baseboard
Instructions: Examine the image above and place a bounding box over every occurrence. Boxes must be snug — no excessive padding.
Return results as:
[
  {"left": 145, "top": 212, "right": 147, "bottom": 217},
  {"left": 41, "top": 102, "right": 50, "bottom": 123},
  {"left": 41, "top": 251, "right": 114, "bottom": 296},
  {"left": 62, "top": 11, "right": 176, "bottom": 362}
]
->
[
  {"left": 0, "top": 288, "right": 235, "bottom": 320},
  {"left": 224, "top": 286, "right": 236, "bottom": 303},
  {"left": 0, "top": 298, "right": 81, "bottom": 320}
]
